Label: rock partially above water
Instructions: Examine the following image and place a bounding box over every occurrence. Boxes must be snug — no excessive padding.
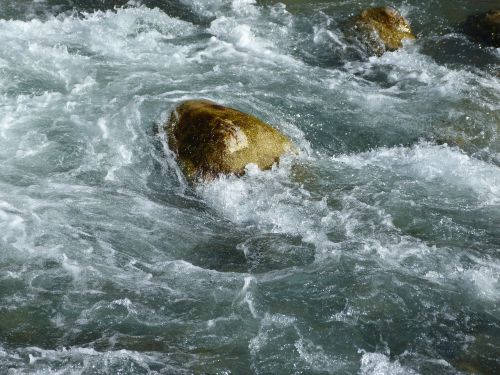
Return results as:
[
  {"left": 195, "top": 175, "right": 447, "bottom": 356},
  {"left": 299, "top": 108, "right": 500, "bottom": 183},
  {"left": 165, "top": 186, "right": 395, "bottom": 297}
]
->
[
  {"left": 345, "top": 6, "right": 415, "bottom": 56},
  {"left": 166, "top": 100, "right": 293, "bottom": 182},
  {"left": 464, "top": 10, "right": 500, "bottom": 48}
]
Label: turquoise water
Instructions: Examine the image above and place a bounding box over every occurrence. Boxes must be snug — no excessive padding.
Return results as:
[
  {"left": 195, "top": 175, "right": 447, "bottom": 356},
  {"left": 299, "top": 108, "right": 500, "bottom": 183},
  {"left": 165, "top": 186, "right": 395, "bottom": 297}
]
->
[{"left": 0, "top": 0, "right": 499, "bottom": 373}]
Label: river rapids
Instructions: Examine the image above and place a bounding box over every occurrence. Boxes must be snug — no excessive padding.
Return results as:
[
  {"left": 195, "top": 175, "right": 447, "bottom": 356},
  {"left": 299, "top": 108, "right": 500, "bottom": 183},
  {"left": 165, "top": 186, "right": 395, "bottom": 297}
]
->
[{"left": 0, "top": 0, "right": 499, "bottom": 374}]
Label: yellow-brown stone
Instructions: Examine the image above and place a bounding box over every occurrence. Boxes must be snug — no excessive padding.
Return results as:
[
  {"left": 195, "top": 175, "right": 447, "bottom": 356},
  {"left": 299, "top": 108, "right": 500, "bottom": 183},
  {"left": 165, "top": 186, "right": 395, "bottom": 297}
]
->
[
  {"left": 166, "top": 100, "right": 293, "bottom": 182},
  {"left": 348, "top": 6, "right": 415, "bottom": 56}
]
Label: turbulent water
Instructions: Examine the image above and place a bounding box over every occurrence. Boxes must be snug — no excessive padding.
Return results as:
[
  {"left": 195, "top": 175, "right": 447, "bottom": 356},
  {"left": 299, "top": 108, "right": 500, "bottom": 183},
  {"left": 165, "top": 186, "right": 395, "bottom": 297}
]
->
[{"left": 0, "top": 0, "right": 499, "bottom": 373}]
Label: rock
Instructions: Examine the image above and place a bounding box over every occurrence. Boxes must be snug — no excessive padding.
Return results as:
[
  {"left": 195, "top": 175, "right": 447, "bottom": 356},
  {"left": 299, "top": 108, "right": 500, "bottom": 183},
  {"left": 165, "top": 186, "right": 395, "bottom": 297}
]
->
[
  {"left": 165, "top": 100, "right": 293, "bottom": 182},
  {"left": 345, "top": 6, "right": 415, "bottom": 56},
  {"left": 464, "top": 10, "right": 500, "bottom": 48}
]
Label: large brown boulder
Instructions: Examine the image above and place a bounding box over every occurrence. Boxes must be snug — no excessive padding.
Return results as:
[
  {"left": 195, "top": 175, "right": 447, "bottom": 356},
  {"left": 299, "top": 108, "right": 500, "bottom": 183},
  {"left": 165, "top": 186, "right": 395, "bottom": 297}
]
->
[
  {"left": 165, "top": 100, "right": 293, "bottom": 182},
  {"left": 346, "top": 6, "right": 415, "bottom": 56},
  {"left": 464, "top": 10, "right": 500, "bottom": 48}
]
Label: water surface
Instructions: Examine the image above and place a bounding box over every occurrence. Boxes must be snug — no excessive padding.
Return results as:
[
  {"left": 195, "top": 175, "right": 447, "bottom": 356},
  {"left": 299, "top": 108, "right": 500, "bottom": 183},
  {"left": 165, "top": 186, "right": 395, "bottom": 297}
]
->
[{"left": 0, "top": 0, "right": 499, "bottom": 373}]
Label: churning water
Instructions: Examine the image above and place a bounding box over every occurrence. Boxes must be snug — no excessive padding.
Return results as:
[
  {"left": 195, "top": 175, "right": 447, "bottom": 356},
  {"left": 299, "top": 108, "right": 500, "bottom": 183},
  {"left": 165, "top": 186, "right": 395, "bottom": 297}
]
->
[{"left": 0, "top": 0, "right": 499, "bottom": 373}]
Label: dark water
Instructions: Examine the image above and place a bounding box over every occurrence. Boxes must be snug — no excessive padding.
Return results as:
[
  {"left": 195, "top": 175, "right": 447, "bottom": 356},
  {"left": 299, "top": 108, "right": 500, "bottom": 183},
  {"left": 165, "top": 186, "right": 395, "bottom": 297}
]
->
[{"left": 0, "top": 0, "right": 498, "bottom": 374}]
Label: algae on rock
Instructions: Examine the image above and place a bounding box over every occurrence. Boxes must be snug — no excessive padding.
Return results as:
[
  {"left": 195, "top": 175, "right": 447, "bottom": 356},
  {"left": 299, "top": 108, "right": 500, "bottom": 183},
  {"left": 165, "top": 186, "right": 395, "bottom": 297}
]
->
[
  {"left": 166, "top": 100, "right": 293, "bottom": 182},
  {"left": 345, "top": 6, "right": 415, "bottom": 56}
]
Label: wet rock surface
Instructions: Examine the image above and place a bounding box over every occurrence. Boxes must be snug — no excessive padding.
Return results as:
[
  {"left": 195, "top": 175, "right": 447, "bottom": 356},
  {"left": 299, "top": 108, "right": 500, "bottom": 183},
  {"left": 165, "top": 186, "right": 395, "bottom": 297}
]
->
[
  {"left": 464, "top": 9, "right": 500, "bottom": 48},
  {"left": 166, "top": 100, "right": 293, "bottom": 182},
  {"left": 344, "top": 6, "right": 415, "bottom": 56}
]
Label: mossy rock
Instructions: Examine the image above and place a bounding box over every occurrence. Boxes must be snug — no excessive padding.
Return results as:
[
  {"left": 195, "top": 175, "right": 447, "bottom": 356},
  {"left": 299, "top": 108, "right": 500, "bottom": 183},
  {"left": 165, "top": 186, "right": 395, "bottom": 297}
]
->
[
  {"left": 166, "top": 100, "right": 293, "bottom": 182},
  {"left": 345, "top": 6, "right": 415, "bottom": 56},
  {"left": 464, "top": 10, "right": 500, "bottom": 48}
]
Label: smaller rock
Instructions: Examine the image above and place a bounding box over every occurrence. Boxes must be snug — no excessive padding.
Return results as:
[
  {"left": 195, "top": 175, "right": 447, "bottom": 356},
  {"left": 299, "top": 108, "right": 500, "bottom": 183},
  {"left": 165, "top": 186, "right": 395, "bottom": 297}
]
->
[
  {"left": 165, "top": 100, "right": 293, "bottom": 182},
  {"left": 345, "top": 6, "right": 415, "bottom": 56},
  {"left": 464, "top": 9, "right": 500, "bottom": 48}
]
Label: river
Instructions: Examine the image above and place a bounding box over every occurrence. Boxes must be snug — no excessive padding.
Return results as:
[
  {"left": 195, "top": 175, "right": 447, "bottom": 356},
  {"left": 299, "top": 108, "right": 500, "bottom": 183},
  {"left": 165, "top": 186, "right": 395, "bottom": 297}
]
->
[{"left": 0, "top": 0, "right": 499, "bottom": 373}]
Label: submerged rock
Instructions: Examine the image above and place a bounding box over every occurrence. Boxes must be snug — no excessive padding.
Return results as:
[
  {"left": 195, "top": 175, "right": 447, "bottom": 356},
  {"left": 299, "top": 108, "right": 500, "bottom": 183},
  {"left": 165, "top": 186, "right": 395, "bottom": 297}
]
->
[
  {"left": 345, "top": 6, "right": 415, "bottom": 56},
  {"left": 464, "top": 10, "right": 500, "bottom": 48},
  {"left": 165, "top": 100, "right": 293, "bottom": 182}
]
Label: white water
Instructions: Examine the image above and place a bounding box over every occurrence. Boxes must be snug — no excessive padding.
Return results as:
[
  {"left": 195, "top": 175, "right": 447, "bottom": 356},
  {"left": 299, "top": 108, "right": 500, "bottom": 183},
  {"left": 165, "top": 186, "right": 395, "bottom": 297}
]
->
[{"left": 0, "top": 0, "right": 499, "bottom": 374}]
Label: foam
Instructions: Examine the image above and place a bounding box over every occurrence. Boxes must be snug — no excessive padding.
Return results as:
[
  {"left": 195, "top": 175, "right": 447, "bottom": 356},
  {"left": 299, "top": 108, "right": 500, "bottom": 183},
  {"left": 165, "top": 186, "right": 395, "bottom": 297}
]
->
[
  {"left": 179, "top": 0, "right": 231, "bottom": 17},
  {"left": 208, "top": 16, "right": 299, "bottom": 66},
  {"left": 199, "top": 142, "right": 499, "bottom": 267},
  {"left": 462, "top": 264, "right": 500, "bottom": 301},
  {"left": 295, "top": 338, "right": 347, "bottom": 372},
  {"left": 333, "top": 142, "right": 500, "bottom": 205},
  {"left": 197, "top": 158, "right": 337, "bottom": 255},
  {"left": 1, "top": 345, "right": 162, "bottom": 375},
  {"left": 360, "top": 352, "right": 419, "bottom": 375}
]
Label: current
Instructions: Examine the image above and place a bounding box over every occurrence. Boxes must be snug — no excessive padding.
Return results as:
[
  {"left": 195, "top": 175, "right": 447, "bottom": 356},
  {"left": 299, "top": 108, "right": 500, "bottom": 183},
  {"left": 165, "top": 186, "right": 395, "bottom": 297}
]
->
[{"left": 0, "top": 0, "right": 499, "bottom": 374}]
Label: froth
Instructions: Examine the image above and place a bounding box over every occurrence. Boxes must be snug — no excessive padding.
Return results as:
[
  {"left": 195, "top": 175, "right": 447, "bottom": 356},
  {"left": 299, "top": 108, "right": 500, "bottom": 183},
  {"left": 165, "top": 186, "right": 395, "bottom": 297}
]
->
[{"left": 360, "top": 352, "right": 419, "bottom": 375}]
